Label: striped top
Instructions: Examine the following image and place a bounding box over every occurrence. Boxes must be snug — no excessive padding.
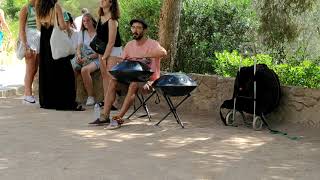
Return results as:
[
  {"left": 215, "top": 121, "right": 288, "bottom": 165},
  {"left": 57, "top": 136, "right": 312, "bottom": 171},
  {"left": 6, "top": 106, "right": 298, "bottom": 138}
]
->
[{"left": 26, "top": 4, "right": 36, "bottom": 29}]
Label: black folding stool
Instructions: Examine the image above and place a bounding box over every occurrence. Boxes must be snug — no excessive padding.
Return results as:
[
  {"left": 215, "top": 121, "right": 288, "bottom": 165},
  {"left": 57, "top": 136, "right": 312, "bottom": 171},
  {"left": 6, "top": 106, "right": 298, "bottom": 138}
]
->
[
  {"left": 127, "top": 90, "right": 158, "bottom": 121},
  {"left": 155, "top": 93, "right": 192, "bottom": 128}
]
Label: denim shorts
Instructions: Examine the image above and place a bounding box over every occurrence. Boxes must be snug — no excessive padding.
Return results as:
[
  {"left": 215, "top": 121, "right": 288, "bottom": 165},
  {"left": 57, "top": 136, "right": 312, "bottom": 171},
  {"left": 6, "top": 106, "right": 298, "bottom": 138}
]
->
[{"left": 71, "top": 57, "right": 100, "bottom": 71}]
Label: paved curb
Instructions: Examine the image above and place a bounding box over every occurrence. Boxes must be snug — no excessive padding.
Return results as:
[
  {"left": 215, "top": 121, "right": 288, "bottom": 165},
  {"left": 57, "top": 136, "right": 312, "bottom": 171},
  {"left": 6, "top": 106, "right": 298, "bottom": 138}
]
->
[{"left": 0, "top": 84, "right": 24, "bottom": 97}]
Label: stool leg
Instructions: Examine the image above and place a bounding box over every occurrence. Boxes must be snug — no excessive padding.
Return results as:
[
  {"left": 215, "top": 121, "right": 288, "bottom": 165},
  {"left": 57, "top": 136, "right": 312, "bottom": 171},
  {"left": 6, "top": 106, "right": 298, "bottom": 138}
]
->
[
  {"left": 127, "top": 91, "right": 155, "bottom": 120},
  {"left": 155, "top": 94, "right": 190, "bottom": 128},
  {"left": 127, "top": 94, "right": 143, "bottom": 119},
  {"left": 155, "top": 95, "right": 172, "bottom": 126},
  {"left": 166, "top": 96, "right": 184, "bottom": 128},
  {"left": 141, "top": 95, "right": 151, "bottom": 121}
]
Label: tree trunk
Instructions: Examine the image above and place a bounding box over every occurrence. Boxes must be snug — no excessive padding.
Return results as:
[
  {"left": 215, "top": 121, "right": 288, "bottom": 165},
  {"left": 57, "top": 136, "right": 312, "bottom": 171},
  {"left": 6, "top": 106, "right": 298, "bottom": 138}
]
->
[{"left": 158, "top": 0, "right": 183, "bottom": 71}]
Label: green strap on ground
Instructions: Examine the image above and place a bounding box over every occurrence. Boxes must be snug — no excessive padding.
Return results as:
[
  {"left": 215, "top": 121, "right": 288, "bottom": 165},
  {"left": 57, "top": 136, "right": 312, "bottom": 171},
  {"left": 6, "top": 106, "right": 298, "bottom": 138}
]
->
[{"left": 269, "top": 129, "right": 301, "bottom": 140}]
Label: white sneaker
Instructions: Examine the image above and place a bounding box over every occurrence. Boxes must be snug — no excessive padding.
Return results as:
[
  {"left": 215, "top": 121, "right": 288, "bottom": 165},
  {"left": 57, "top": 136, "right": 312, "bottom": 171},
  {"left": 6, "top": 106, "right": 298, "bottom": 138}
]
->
[
  {"left": 24, "top": 96, "right": 36, "bottom": 104},
  {"left": 86, "top": 96, "right": 95, "bottom": 106}
]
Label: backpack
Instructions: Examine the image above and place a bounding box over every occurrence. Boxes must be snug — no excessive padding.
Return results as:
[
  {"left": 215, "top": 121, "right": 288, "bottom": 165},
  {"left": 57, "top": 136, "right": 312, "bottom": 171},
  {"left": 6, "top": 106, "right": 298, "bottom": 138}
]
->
[{"left": 220, "top": 64, "right": 281, "bottom": 125}]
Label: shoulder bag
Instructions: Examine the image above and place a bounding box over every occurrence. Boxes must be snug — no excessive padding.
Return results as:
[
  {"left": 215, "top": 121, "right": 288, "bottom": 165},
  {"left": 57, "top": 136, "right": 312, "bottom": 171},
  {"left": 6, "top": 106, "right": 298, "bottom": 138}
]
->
[
  {"left": 90, "top": 18, "right": 106, "bottom": 55},
  {"left": 50, "top": 4, "right": 75, "bottom": 60}
]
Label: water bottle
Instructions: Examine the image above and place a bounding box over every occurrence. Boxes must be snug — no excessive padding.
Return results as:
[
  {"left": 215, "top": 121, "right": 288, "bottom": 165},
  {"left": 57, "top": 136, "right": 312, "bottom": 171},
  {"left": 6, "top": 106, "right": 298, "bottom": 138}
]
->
[{"left": 94, "top": 103, "right": 100, "bottom": 120}]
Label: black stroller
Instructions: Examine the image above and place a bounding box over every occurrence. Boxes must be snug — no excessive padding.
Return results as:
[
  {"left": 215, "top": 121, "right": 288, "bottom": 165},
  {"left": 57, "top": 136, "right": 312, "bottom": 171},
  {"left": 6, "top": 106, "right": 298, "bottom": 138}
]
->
[{"left": 220, "top": 47, "right": 281, "bottom": 130}]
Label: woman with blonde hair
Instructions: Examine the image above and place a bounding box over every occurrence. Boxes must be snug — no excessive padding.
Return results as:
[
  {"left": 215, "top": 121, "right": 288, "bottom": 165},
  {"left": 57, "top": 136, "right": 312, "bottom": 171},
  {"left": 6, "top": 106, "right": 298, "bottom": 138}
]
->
[
  {"left": 89, "top": 0, "right": 122, "bottom": 124},
  {"left": 72, "top": 13, "right": 100, "bottom": 106}
]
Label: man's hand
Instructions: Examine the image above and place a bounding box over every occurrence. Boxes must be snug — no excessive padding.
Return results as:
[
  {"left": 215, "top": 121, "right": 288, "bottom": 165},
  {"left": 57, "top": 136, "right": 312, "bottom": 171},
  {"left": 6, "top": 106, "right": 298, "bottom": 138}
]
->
[
  {"left": 141, "top": 57, "right": 152, "bottom": 66},
  {"left": 142, "top": 81, "right": 153, "bottom": 92}
]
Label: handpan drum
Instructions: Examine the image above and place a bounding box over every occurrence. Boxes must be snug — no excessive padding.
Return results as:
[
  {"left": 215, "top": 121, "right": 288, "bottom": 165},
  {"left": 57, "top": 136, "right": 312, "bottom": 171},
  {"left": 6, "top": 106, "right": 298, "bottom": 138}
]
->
[
  {"left": 154, "top": 73, "right": 197, "bottom": 96},
  {"left": 109, "top": 60, "right": 154, "bottom": 84}
]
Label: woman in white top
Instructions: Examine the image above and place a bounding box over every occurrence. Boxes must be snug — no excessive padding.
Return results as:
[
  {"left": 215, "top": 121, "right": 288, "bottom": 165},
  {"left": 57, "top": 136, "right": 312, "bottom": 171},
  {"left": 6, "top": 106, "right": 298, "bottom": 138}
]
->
[{"left": 71, "top": 13, "right": 99, "bottom": 106}]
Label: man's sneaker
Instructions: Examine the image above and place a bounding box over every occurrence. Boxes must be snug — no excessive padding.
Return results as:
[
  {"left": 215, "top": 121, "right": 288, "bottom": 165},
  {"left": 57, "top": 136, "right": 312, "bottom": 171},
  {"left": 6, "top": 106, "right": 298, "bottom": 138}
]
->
[
  {"left": 86, "top": 96, "right": 95, "bottom": 106},
  {"left": 24, "top": 96, "right": 36, "bottom": 104}
]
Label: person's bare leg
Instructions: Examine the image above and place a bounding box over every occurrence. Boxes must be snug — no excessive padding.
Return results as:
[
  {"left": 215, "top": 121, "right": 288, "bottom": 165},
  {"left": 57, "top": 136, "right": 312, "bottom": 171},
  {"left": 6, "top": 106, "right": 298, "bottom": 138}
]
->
[
  {"left": 24, "top": 50, "right": 38, "bottom": 96},
  {"left": 100, "top": 56, "right": 120, "bottom": 94},
  {"left": 100, "top": 56, "right": 122, "bottom": 107},
  {"left": 102, "top": 79, "right": 118, "bottom": 117},
  {"left": 105, "top": 82, "right": 137, "bottom": 130},
  {"left": 81, "top": 62, "right": 97, "bottom": 97},
  {"left": 117, "top": 82, "right": 139, "bottom": 118},
  {"left": 99, "top": 56, "right": 108, "bottom": 96},
  {"left": 74, "top": 70, "right": 80, "bottom": 93}
]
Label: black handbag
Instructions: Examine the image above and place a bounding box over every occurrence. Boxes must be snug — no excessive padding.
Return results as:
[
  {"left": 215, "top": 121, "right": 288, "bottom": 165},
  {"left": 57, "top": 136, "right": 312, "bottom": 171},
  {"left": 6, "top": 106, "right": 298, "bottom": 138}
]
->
[
  {"left": 90, "top": 35, "right": 106, "bottom": 55},
  {"left": 90, "top": 17, "right": 106, "bottom": 55}
]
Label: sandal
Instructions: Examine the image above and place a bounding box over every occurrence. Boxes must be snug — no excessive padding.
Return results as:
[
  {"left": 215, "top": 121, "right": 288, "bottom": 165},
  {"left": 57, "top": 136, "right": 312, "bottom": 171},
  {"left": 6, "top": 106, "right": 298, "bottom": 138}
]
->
[
  {"left": 104, "top": 116, "right": 124, "bottom": 130},
  {"left": 112, "top": 116, "right": 124, "bottom": 125}
]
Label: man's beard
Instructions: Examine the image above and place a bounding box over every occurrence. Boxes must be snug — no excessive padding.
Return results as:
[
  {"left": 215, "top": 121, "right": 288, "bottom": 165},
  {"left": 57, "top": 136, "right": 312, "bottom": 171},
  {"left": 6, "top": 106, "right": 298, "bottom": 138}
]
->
[{"left": 133, "top": 33, "right": 144, "bottom": 40}]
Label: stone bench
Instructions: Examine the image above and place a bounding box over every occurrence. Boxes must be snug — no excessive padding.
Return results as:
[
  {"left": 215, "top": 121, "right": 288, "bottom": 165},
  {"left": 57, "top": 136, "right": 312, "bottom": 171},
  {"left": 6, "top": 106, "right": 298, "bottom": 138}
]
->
[
  {"left": 75, "top": 70, "right": 128, "bottom": 104},
  {"left": 75, "top": 70, "right": 104, "bottom": 103}
]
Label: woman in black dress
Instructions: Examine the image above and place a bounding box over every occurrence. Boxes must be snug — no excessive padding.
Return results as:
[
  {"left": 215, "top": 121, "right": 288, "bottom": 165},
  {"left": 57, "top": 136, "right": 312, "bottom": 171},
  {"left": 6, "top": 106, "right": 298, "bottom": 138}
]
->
[{"left": 36, "top": 0, "right": 83, "bottom": 110}]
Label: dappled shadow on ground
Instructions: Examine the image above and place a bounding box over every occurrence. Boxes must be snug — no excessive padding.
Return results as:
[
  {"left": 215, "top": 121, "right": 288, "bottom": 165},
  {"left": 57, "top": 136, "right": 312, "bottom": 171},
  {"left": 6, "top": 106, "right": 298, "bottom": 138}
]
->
[{"left": 61, "top": 112, "right": 320, "bottom": 179}]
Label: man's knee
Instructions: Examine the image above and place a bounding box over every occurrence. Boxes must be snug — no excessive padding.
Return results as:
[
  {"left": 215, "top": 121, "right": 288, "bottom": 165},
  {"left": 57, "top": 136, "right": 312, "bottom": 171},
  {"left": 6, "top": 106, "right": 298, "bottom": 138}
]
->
[{"left": 129, "top": 82, "right": 139, "bottom": 91}]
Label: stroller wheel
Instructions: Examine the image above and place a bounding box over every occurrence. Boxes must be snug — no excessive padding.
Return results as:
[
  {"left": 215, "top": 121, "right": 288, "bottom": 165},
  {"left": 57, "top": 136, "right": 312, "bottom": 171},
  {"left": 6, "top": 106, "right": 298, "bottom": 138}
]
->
[
  {"left": 226, "top": 111, "right": 236, "bottom": 126},
  {"left": 253, "top": 116, "right": 263, "bottom": 130}
]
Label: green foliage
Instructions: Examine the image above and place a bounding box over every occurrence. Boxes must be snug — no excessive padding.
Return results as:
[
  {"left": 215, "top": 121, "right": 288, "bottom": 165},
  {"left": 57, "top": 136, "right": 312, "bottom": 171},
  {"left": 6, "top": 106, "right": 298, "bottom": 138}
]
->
[
  {"left": 0, "top": 0, "right": 21, "bottom": 52},
  {"left": 274, "top": 61, "right": 320, "bottom": 88},
  {"left": 62, "top": 0, "right": 80, "bottom": 16},
  {"left": 175, "top": 0, "right": 254, "bottom": 74},
  {"left": 213, "top": 51, "right": 320, "bottom": 88},
  {"left": 257, "top": 0, "right": 316, "bottom": 63},
  {"left": 1, "top": 0, "right": 22, "bottom": 19},
  {"left": 8, "top": 18, "right": 19, "bottom": 38},
  {"left": 213, "top": 50, "right": 272, "bottom": 77},
  {"left": 119, "top": 0, "right": 161, "bottom": 43}
]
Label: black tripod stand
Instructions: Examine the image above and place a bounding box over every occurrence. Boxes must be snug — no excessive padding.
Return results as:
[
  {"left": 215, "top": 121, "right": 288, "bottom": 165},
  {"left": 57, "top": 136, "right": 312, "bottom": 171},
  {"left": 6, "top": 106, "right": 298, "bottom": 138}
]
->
[
  {"left": 155, "top": 93, "right": 191, "bottom": 128},
  {"left": 127, "top": 91, "right": 157, "bottom": 121}
]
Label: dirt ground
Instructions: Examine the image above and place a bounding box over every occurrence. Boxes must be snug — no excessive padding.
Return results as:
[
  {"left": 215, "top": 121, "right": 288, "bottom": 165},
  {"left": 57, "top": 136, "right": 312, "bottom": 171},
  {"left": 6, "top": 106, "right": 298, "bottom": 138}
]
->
[{"left": 0, "top": 97, "right": 319, "bottom": 180}]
